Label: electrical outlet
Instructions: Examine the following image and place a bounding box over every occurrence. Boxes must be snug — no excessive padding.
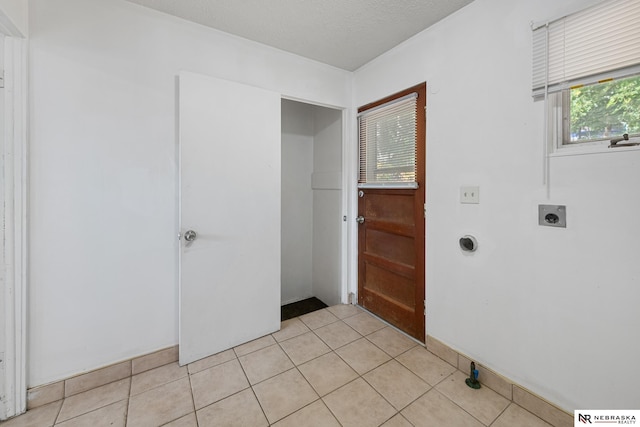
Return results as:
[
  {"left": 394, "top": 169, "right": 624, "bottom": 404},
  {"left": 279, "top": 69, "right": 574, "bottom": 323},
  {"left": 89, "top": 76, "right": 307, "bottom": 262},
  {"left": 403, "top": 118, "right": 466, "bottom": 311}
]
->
[
  {"left": 460, "top": 186, "right": 479, "bottom": 204},
  {"left": 538, "top": 204, "right": 566, "bottom": 228}
]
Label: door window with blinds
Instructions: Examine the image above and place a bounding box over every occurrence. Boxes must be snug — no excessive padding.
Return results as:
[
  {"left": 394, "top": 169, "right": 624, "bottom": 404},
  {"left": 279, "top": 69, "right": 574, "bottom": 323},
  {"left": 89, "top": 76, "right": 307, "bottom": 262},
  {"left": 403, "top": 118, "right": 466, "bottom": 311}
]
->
[
  {"left": 532, "top": 0, "right": 640, "bottom": 150},
  {"left": 358, "top": 93, "right": 418, "bottom": 188}
]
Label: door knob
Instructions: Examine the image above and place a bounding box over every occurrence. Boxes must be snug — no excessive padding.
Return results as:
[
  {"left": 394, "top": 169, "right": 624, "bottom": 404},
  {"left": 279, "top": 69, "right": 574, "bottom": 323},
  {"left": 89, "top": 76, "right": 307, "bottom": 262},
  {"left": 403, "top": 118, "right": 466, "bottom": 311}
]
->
[
  {"left": 184, "top": 230, "right": 197, "bottom": 242},
  {"left": 356, "top": 216, "right": 365, "bottom": 224}
]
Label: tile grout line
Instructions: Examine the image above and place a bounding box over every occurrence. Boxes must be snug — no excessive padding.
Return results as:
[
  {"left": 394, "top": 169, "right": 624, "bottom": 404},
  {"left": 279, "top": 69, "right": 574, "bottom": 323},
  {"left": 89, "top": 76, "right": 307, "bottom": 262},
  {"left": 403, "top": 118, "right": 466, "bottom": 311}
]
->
[
  {"left": 442, "top": 361, "right": 553, "bottom": 426},
  {"left": 207, "top": 328, "right": 549, "bottom": 427},
  {"left": 431, "top": 374, "right": 494, "bottom": 426},
  {"left": 273, "top": 312, "right": 394, "bottom": 425},
  {"left": 124, "top": 363, "right": 133, "bottom": 427},
  {"left": 52, "top": 396, "right": 64, "bottom": 426},
  {"left": 316, "top": 329, "right": 400, "bottom": 424},
  {"left": 357, "top": 369, "right": 405, "bottom": 421},
  {"left": 312, "top": 315, "right": 495, "bottom": 427},
  {"left": 358, "top": 343, "right": 442, "bottom": 425},
  {"left": 50, "top": 398, "right": 130, "bottom": 427},
  {"left": 235, "top": 337, "right": 271, "bottom": 426},
  {"left": 23, "top": 306, "right": 552, "bottom": 427},
  {"left": 184, "top": 365, "right": 198, "bottom": 427},
  {"left": 487, "top": 403, "right": 512, "bottom": 427},
  {"left": 272, "top": 332, "right": 323, "bottom": 424}
]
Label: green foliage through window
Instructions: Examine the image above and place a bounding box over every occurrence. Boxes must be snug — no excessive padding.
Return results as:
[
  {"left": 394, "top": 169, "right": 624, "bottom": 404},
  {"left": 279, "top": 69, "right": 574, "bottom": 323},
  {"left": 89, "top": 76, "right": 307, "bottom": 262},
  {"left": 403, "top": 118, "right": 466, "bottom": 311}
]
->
[{"left": 569, "top": 74, "right": 640, "bottom": 142}]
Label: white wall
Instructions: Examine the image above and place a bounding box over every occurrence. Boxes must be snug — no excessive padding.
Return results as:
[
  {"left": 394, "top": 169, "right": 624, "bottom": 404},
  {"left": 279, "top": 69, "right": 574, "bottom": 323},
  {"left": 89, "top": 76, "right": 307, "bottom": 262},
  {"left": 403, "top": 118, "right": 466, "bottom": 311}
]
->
[
  {"left": 0, "top": 0, "right": 27, "bottom": 36},
  {"left": 28, "top": 0, "right": 350, "bottom": 387},
  {"left": 354, "top": 0, "right": 640, "bottom": 411},
  {"left": 0, "top": 32, "right": 6, "bottom": 416},
  {"left": 312, "top": 107, "right": 342, "bottom": 306},
  {"left": 281, "top": 100, "right": 314, "bottom": 305}
]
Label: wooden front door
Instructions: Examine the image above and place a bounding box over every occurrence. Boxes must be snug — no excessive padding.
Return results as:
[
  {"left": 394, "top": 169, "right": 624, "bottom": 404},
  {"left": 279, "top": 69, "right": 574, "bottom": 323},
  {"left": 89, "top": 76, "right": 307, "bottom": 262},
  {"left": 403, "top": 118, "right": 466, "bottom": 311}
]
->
[{"left": 357, "top": 83, "right": 426, "bottom": 342}]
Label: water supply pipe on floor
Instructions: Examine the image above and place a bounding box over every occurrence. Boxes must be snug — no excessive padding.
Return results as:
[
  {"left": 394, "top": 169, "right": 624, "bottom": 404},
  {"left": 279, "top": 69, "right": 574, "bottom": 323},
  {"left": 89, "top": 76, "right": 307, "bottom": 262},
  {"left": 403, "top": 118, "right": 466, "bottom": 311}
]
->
[{"left": 465, "top": 361, "right": 481, "bottom": 389}]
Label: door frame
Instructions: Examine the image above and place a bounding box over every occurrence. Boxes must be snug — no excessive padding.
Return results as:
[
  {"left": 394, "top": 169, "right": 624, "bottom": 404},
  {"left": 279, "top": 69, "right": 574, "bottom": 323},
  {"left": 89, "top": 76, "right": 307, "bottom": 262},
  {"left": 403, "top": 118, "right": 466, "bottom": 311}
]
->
[
  {"left": 176, "top": 86, "right": 353, "bottom": 365},
  {"left": 0, "top": 26, "right": 28, "bottom": 420},
  {"left": 281, "top": 96, "right": 352, "bottom": 306},
  {"left": 348, "top": 84, "right": 427, "bottom": 340}
]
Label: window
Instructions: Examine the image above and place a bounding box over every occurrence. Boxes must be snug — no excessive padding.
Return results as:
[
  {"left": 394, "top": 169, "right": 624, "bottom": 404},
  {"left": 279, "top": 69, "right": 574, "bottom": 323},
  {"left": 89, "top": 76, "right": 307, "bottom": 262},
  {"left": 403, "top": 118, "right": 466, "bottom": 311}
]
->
[
  {"left": 565, "top": 75, "right": 640, "bottom": 145},
  {"left": 358, "top": 89, "right": 421, "bottom": 188},
  {"left": 532, "top": 0, "right": 640, "bottom": 150}
]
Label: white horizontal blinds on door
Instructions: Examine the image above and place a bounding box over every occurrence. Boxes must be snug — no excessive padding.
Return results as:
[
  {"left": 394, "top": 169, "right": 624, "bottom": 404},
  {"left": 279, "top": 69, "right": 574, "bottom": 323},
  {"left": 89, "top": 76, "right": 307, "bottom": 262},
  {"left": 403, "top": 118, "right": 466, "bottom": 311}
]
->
[
  {"left": 358, "top": 93, "right": 418, "bottom": 188},
  {"left": 532, "top": 0, "right": 640, "bottom": 98}
]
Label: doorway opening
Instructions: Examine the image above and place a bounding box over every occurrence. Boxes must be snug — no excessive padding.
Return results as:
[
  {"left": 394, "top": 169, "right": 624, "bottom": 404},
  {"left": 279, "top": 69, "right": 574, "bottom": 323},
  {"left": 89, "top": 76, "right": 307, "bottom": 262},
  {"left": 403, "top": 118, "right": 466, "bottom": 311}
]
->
[{"left": 281, "top": 99, "right": 343, "bottom": 318}]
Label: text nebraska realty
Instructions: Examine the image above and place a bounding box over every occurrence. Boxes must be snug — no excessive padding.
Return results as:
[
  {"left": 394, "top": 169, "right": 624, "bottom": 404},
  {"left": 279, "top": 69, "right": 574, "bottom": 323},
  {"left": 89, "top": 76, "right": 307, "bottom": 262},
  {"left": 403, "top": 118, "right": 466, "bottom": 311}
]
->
[{"left": 578, "top": 413, "right": 636, "bottom": 424}]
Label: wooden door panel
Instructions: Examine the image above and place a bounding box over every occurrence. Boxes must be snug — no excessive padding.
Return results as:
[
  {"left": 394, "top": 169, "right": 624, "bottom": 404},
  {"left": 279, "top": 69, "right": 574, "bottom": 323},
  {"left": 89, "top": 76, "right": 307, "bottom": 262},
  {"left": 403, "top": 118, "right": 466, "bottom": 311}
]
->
[
  {"left": 361, "top": 252, "right": 414, "bottom": 279},
  {"left": 362, "top": 262, "right": 415, "bottom": 307},
  {"left": 357, "top": 82, "right": 426, "bottom": 342},
  {"left": 358, "top": 188, "right": 423, "bottom": 340},
  {"left": 365, "top": 229, "right": 415, "bottom": 267},
  {"left": 364, "top": 192, "right": 415, "bottom": 224},
  {"left": 360, "top": 261, "right": 418, "bottom": 337}
]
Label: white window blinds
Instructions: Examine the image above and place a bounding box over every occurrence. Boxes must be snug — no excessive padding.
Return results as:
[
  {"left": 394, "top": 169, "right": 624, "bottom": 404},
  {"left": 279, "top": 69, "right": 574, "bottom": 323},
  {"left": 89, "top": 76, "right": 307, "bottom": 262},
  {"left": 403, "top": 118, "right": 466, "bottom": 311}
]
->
[
  {"left": 358, "top": 93, "right": 418, "bottom": 188},
  {"left": 532, "top": 0, "right": 640, "bottom": 98}
]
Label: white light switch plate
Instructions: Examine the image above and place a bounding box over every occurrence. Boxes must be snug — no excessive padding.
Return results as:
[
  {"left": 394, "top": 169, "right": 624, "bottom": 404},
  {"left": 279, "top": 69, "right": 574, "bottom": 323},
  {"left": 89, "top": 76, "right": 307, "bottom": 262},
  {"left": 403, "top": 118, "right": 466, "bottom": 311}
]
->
[{"left": 460, "top": 186, "right": 479, "bottom": 204}]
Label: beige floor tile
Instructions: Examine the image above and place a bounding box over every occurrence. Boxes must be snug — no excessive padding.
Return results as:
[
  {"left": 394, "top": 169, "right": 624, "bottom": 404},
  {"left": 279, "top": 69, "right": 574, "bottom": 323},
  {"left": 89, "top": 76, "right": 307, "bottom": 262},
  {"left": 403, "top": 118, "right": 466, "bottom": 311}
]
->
[
  {"left": 402, "top": 389, "right": 484, "bottom": 427},
  {"left": 279, "top": 332, "right": 331, "bottom": 365},
  {"left": 381, "top": 413, "right": 414, "bottom": 427},
  {"left": 190, "top": 358, "right": 249, "bottom": 409},
  {"left": 196, "top": 388, "right": 268, "bottom": 427},
  {"left": 396, "top": 346, "right": 456, "bottom": 386},
  {"left": 64, "top": 361, "right": 130, "bottom": 397},
  {"left": 492, "top": 404, "right": 553, "bottom": 427},
  {"left": 342, "top": 312, "right": 387, "bottom": 335},
  {"left": 298, "top": 352, "right": 358, "bottom": 396},
  {"left": 336, "top": 338, "right": 391, "bottom": 375},
  {"left": 513, "top": 386, "right": 573, "bottom": 427},
  {"left": 187, "top": 349, "right": 235, "bottom": 375},
  {"left": 56, "top": 378, "right": 130, "bottom": 423},
  {"left": 366, "top": 327, "right": 417, "bottom": 357},
  {"left": 425, "top": 336, "right": 458, "bottom": 367},
  {"left": 364, "top": 360, "right": 431, "bottom": 410},
  {"left": 19, "top": 310, "right": 574, "bottom": 427},
  {"left": 130, "top": 362, "right": 187, "bottom": 395},
  {"left": 299, "top": 309, "right": 339, "bottom": 330},
  {"left": 27, "top": 381, "right": 64, "bottom": 410},
  {"left": 326, "top": 304, "right": 361, "bottom": 319},
  {"left": 238, "top": 344, "right": 294, "bottom": 385},
  {"left": 272, "top": 318, "right": 311, "bottom": 342},
  {"left": 132, "top": 346, "right": 178, "bottom": 375},
  {"left": 163, "top": 412, "right": 198, "bottom": 427},
  {"left": 435, "top": 371, "right": 509, "bottom": 425},
  {"left": 233, "top": 335, "right": 277, "bottom": 357},
  {"left": 314, "top": 320, "right": 362, "bottom": 350},
  {"left": 272, "top": 400, "right": 341, "bottom": 427},
  {"left": 1, "top": 400, "right": 62, "bottom": 427},
  {"left": 54, "top": 400, "right": 127, "bottom": 427},
  {"left": 252, "top": 368, "right": 319, "bottom": 424},
  {"left": 126, "top": 377, "right": 194, "bottom": 427},
  {"left": 323, "top": 378, "right": 396, "bottom": 427}
]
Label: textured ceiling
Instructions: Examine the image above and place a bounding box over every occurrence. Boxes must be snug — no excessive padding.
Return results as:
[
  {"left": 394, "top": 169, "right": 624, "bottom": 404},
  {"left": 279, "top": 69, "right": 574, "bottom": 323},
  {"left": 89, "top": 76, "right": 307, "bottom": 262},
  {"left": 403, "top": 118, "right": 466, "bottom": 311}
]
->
[{"left": 125, "top": 0, "right": 474, "bottom": 71}]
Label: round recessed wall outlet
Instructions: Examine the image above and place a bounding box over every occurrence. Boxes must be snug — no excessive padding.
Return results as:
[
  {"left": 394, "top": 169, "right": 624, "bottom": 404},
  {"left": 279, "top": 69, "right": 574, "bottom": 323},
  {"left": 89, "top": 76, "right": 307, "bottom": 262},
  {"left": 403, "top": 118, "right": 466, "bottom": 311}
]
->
[{"left": 459, "top": 235, "right": 478, "bottom": 252}]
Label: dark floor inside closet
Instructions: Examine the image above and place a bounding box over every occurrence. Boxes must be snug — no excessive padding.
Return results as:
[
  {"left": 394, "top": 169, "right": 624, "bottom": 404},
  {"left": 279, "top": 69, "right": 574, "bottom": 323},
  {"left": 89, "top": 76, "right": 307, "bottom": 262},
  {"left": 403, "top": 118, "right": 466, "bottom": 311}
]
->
[{"left": 281, "top": 297, "right": 328, "bottom": 321}]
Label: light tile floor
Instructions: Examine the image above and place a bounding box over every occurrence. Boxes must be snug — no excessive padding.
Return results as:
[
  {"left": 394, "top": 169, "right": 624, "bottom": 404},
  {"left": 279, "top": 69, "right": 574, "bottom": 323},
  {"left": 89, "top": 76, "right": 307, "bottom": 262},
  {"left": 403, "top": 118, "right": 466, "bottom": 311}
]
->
[{"left": 1, "top": 305, "right": 553, "bottom": 427}]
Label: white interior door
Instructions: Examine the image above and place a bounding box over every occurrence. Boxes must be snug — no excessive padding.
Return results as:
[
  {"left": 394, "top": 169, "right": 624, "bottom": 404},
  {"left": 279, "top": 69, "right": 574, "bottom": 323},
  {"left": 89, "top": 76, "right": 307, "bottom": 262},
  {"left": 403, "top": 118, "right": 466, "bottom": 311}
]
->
[{"left": 179, "top": 71, "right": 281, "bottom": 365}]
